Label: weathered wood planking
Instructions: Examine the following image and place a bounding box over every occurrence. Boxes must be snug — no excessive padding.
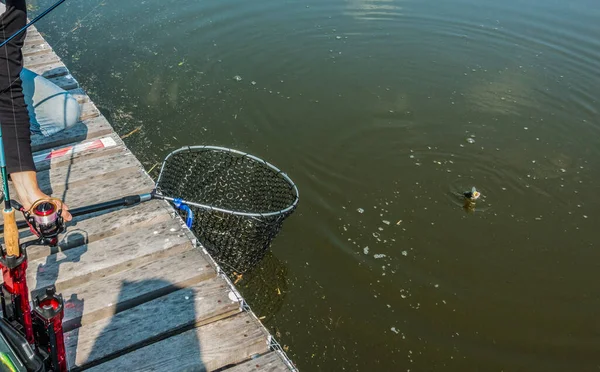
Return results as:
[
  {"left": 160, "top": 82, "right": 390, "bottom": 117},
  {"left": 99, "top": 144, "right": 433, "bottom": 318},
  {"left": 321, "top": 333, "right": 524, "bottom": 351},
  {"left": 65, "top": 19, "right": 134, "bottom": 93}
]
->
[
  {"left": 45, "top": 169, "right": 154, "bottom": 207},
  {"left": 65, "top": 277, "right": 241, "bottom": 370},
  {"left": 34, "top": 151, "right": 141, "bottom": 191},
  {"left": 223, "top": 352, "right": 293, "bottom": 372},
  {"left": 25, "top": 200, "right": 173, "bottom": 261},
  {"left": 31, "top": 116, "right": 113, "bottom": 152},
  {"left": 84, "top": 313, "right": 269, "bottom": 372},
  {"left": 24, "top": 28, "right": 43, "bottom": 40},
  {"left": 59, "top": 248, "right": 216, "bottom": 331},
  {"left": 27, "top": 218, "right": 193, "bottom": 292},
  {"left": 22, "top": 39, "right": 52, "bottom": 57},
  {"left": 33, "top": 133, "right": 126, "bottom": 172},
  {"left": 24, "top": 51, "right": 62, "bottom": 69}
]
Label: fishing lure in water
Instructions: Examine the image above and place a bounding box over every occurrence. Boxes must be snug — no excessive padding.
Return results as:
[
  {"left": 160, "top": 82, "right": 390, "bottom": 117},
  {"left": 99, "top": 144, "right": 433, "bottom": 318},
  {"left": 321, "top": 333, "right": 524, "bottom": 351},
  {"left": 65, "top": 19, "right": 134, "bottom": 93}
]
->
[{"left": 463, "top": 187, "right": 481, "bottom": 201}]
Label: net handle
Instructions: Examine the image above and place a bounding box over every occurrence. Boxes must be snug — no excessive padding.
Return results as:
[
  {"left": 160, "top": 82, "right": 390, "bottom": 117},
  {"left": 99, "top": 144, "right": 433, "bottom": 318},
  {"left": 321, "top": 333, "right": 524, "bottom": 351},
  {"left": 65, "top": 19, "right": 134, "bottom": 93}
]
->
[{"left": 155, "top": 145, "right": 300, "bottom": 218}]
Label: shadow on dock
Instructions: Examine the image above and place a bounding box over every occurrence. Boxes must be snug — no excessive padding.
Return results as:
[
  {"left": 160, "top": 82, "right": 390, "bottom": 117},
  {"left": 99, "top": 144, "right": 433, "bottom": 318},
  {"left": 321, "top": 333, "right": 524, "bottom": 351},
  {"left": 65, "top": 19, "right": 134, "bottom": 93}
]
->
[
  {"left": 80, "top": 281, "right": 203, "bottom": 371},
  {"left": 33, "top": 234, "right": 204, "bottom": 370}
]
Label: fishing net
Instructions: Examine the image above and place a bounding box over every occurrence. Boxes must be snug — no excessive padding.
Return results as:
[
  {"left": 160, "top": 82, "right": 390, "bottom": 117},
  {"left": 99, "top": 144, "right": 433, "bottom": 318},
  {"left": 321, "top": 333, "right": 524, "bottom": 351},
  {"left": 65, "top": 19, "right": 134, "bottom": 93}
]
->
[{"left": 155, "top": 146, "right": 299, "bottom": 274}]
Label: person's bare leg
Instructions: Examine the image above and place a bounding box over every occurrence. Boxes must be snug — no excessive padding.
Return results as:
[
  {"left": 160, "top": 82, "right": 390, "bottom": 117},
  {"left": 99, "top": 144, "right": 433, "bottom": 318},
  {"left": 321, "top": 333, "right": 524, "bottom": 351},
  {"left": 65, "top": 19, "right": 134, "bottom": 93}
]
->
[{"left": 10, "top": 170, "right": 71, "bottom": 221}]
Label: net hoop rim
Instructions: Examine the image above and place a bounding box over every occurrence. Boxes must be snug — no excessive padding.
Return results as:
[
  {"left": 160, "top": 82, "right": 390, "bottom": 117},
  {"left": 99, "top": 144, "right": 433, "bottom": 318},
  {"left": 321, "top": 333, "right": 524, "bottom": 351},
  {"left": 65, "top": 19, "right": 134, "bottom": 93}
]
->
[{"left": 156, "top": 145, "right": 300, "bottom": 218}]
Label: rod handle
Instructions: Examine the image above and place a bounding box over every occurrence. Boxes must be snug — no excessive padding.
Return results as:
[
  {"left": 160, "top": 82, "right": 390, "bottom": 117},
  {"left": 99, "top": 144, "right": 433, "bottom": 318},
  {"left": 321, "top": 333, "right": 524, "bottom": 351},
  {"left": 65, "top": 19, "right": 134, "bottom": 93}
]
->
[{"left": 3, "top": 208, "right": 20, "bottom": 256}]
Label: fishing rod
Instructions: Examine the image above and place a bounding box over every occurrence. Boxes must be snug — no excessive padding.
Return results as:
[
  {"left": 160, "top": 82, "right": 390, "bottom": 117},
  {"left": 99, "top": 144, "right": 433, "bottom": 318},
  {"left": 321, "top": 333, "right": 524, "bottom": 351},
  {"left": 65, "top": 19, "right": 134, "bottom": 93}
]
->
[{"left": 0, "top": 1, "right": 69, "bottom": 371}]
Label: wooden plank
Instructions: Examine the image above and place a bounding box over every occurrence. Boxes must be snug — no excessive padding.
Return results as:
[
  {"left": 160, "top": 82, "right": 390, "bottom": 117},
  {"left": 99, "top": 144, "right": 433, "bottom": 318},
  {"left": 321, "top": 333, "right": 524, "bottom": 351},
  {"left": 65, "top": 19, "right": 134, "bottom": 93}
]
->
[
  {"left": 22, "top": 40, "right": 53, "bottom": 57},
  {"left": 25, "top": 27, "right": 42, "bottom": 39},
  {"left": 27, "top": 218, "right": 193, "bottom": 292},
  {"left": 34, "top": 151, "right": 141, "bottom": 192},
  {"left": 23, "top": 30, "right": 43, "bottom": 39},
  {"left": 65, "top": 277, "right": 240, "bottom": 370},
  {"left": 24, "top": 51, "right": 62, "bottom": 69},
  {"left": 45, "top": 168, "right": 154, "bottom": 208},
  {"left": 33, "top": 133, "right": 126, "bottom": 172},
  {"left": 24, "top": 34, "right": 45, "bottom": 45},
  {"left": 60, "top": 248, "right": 215, "bottom": 332},
  {"left": 25, "top": 199, "right": 173, "bottom": 261},
  {"left": 23, "top": 51, "right": 62, "bottom": 69},
  {"left": 31, "top": 116, "right": 113, "bottom": 152},
  {"left": 85, "top": 313, "right": 268, "bottom": 372},
  {"left": 223, "top": 352, "right": 292, "bottom": 372}
]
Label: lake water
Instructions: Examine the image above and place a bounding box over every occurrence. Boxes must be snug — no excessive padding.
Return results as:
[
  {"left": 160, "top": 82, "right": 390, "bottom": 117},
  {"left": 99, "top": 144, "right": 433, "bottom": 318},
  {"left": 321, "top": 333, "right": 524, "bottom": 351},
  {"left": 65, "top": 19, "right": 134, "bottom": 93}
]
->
[{"left": 36, "top": 0, "right": 600, "bottom": 370}]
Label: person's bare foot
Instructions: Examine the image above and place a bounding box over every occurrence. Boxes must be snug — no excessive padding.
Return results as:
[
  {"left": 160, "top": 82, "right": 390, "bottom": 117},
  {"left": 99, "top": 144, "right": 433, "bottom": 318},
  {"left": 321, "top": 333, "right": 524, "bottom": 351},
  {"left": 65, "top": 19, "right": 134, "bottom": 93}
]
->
[{"left": 10, "top": 171, "right": 72, "bottom": 221}]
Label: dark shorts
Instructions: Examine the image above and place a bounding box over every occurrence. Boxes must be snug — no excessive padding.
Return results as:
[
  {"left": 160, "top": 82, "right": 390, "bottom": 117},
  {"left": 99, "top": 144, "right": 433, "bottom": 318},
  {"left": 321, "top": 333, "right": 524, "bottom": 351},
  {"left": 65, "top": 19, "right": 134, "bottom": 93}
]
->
[{"left": 0, "top": 0, "right": 35, "bottom": 174}]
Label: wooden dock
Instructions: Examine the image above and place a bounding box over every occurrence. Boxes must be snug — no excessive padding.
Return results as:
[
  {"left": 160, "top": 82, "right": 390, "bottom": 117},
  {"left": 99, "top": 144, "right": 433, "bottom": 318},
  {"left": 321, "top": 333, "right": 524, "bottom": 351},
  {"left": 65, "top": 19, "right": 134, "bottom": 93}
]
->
[{"left": 0, "top": 25, "right": 298, "bottom": 371}]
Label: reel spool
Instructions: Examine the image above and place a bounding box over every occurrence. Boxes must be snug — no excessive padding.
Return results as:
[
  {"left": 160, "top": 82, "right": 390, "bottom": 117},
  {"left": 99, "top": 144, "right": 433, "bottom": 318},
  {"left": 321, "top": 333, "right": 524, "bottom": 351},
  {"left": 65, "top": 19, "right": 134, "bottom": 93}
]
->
[{"left": 23, "top": 199, "right": 65, "bottom": 245}]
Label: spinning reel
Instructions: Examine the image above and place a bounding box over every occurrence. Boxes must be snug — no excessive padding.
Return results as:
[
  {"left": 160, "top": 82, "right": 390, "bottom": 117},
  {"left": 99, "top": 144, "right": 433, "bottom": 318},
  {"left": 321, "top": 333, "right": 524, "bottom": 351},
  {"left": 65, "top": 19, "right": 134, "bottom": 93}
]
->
[{"left": 17, "top": 199, "right": 65, "bottom": 247}]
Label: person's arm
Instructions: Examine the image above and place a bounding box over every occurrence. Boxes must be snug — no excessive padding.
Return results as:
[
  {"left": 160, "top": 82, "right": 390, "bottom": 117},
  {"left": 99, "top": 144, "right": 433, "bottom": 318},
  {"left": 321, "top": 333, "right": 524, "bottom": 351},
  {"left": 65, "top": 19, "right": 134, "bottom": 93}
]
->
[
  {"left": 0, "top": 1, "right": 71, "bottom": 220},
  {"left": 0, "top": 0, "right": 35, "bottom": 175}
]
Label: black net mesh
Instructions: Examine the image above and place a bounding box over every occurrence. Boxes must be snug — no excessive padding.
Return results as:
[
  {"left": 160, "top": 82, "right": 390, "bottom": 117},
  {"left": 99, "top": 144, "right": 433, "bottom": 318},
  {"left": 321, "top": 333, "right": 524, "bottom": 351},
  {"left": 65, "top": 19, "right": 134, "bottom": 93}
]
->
[{"left": 156, "top": 147, "right": 298, "bottom": 274}]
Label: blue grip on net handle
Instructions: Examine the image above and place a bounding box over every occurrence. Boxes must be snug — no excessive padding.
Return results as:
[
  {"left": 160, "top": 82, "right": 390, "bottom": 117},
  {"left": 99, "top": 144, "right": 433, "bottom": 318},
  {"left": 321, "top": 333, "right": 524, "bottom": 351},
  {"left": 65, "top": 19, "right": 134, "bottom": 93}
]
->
[{"left": 172, "top": 198, "right": 194, "bottom": 228}]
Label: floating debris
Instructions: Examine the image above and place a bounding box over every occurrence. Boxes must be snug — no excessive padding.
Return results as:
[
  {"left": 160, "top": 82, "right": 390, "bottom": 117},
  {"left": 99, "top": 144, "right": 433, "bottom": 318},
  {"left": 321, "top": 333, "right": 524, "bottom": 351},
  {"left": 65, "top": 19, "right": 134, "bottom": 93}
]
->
[
  {"left": 374, "top": 254, "right": 387, "bottom": 259},
  {"left": 390, "top": 327, "right": 399, "bottom": 334},
  {"left": 251, "top": 81, "right": 257, "bottom": 85},
  {"left": 121, "top": 126, "right": 142, "bottom": 139},
  {"left": 401, "top": 250, "right": 408, "bottom": 256},
  {"left": 357, "top": 208, "right": 365, "bottom": 214},
  {"left": 336, "top": 36, "right": 342, "bottom": 40},
  {"left": 466, "top": 138, "right": 475, "bottom": 144},
  {"left": 396, "top": 220, "right": 403, "bottom": 225},
  {"left": 363, "top": 246, "right": 370, "bottom": 255},
  {"left": 382, "top": 220, "right": 390, "bottom": 225},
  {"left": 233, "top": 75, "right": 242, "bottom": 81}
]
